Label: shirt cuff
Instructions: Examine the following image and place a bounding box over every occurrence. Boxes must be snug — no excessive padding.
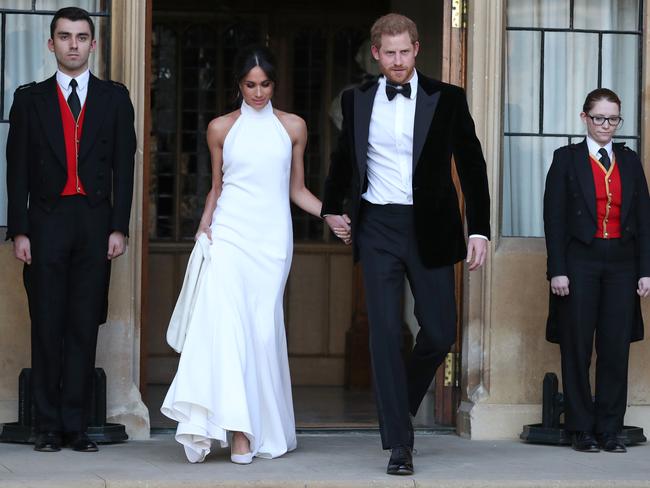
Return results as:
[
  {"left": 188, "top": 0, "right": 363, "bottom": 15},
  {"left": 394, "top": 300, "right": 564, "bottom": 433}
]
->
[{"left": 469, "top": 234, "right": 488, "bottom": 241}]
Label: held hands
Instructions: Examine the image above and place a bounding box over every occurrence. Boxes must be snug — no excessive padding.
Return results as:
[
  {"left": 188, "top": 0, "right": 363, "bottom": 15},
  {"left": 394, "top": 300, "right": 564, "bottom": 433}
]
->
[
  {"left": 13, "top": 235, "right": 32, "bottom": 265},
  {"left": 550, "top": 275, "right": 570, "bottom": 296},
  {"left": 638, "top": 277, "right": 650, "bottom": 298},
  {"left": 466, "top": 237, "right": 488, "bottom": 271},
  {"left": 107, "top": 231, "right": 127, "bottom": 260},
  {"left": 324, "top": 214, "right": 352, "bottom": 245}
]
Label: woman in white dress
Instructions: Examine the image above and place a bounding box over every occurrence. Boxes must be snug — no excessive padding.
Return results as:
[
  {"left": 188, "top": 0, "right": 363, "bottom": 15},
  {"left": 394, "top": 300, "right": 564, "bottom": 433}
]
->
[{"left": 161, "top": 46, "right": 351, "bottom": 464}]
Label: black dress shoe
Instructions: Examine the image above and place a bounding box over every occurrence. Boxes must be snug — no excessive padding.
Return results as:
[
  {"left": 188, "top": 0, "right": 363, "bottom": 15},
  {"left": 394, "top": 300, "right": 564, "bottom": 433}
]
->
[
  {"left": 599, "top": 432, "right": 627, "bottom": 453},
  {"left": 387, "top": 446, "right": 413, "bottom": 475},
  {"left": 571, "top": 431, "right": 600, "bottom": 452},
  {"left": 34, "top": 432, "right": 62, "bottom": 452},
  {"left": 65, "top": 432, "right": 99, "bottom": 452}
]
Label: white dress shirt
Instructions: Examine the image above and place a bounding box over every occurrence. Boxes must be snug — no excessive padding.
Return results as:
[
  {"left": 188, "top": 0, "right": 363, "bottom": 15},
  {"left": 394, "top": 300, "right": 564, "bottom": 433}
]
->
[
  {"left": 361, "top": 72, "right": 487, "bottom": 241},
  {"left": 56, "top": 69, "right": 90, "bottom": 107},
  {"left": 363, "top": 72, "right": 417, "bottom": 205},
  {"left": 586, "top": 135, "right": 613, "bottom": 165}
]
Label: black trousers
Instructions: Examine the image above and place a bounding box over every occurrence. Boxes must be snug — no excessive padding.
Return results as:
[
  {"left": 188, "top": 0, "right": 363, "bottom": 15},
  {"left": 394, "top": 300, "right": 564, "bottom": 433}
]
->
[
  {"left": 357, "top": 202, "right": 456, "bottom": 449},
  {"left": 24, "top": 196, "right": 111, "bottom": 434},
  {"left": 558, "top": 238, "right": 636, "bottom": 434}
]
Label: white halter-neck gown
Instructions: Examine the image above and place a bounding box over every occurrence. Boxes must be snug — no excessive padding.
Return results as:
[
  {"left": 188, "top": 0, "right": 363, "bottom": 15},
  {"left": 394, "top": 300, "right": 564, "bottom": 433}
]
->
[{"left": 161, "top": 100, "right": 297, "bottom": 462}]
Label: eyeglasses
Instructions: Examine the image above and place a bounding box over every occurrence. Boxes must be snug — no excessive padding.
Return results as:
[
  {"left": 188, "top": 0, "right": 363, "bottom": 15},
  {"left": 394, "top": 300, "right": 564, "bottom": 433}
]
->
[{"left": 587, "top": 114, "right": 623, "bottom": 128}]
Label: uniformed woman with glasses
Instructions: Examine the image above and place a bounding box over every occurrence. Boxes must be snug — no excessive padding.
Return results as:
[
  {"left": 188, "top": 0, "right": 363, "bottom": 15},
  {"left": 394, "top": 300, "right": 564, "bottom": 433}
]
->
[{"left": 543, "top": 88, "right": 650, "bottom": 453}]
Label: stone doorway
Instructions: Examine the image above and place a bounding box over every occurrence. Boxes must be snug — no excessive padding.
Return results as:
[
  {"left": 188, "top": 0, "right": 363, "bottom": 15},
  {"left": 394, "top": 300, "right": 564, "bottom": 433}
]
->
[{"left": 142, "top": 0, "right": 458, "bottom": 432}]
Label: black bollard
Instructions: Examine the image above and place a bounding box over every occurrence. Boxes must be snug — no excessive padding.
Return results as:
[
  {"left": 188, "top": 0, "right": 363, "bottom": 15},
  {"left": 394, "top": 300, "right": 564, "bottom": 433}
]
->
[
  {"left": 541, "top": 372, "right": 565, "bottom": 429},
  {"left": 521, "top": 372, "right": 646, "bottom": 446},
  {"left": 0, "top": 368, "right": 128, "bottom": 444}
]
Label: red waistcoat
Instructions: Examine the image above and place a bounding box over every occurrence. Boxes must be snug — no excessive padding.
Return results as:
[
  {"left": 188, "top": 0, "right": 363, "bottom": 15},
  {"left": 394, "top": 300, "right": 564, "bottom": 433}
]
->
[
  {"left": 590, "top": 154, "right": 621, "bottom": 239},
  {"left": 56, "top": 84, "right": 87, "bottom": 196}
]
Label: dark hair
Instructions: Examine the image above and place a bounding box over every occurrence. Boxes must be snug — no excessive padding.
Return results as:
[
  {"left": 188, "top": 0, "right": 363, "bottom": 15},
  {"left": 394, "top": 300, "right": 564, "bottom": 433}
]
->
[
  {"left": 233, "top": 45, "right": 277, "bottom": 105},
  {"left": 583, "top": 88, "right": 621, "bottom": 113},
  {"left": 50, "top": 7, "right": 95, "bottom": 40}
]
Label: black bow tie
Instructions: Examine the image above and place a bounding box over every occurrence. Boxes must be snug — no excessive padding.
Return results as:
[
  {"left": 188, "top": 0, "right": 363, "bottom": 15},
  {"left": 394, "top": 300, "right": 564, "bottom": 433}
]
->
[{"left": 385, "top": 82, "right": 411, "bottom": 101}]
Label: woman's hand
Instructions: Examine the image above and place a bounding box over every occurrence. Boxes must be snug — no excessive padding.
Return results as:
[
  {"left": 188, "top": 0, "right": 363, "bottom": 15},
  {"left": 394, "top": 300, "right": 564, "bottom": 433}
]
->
[
  {"left": 195, "top": 224, "right": 212, "bottom": 242},
  {"left": 325, "top": 214, "right": 352, "bottom": 245},
  {"left": 551, "top": 275, "right": 570, "bottom": 296},
  {"left": 637, "top": 277, "right": 650, "bottom": 298}
]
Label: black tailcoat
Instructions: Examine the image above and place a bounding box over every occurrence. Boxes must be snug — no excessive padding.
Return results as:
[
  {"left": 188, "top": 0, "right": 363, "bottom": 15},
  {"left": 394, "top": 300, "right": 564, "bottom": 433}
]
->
[
  {"left": 5, "top": 73, "right": 136, "bottom": 433},
  {"left": 6, "top": 74, "right": 136, "bottom": 239},
  {"left": 544, "top": 140, "right": 649, "bottom": 344}
]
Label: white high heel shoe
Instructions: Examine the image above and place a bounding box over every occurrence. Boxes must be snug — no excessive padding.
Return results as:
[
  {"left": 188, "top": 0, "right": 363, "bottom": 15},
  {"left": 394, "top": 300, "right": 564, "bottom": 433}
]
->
[
  {"left": 184, "top": 445, "right": 208, "bottom": 463},
  {"left": 230, "top": 451, "right": 254, "bottom": 464},
  {"left": 230, "top": 432, "right": 253, "bottom": 464}
]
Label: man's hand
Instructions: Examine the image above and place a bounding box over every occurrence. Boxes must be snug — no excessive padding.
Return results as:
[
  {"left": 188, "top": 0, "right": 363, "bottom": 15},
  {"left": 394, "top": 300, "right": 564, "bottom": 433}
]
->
[
  {"left": 325, "top": 214, "right": 352, "bottom": 245},
  {"left": 466, "top": 237, "right": 487, "bottom": 271},
  {"left": 107, "top": 231, "right": 127, "bottom": 260},
  {"left": 638, "top": 277, "right": 650, "bottom": 298},
  {"left": 13, "top": 234, "right": 32, "bottom": 265},
  {"left": 550, "top": 275, "right": 570, "bottom": 296}
]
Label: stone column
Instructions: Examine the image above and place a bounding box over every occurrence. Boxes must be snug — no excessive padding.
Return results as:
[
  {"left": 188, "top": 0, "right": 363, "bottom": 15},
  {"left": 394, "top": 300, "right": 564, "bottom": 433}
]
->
[
  {"left": 457, "top": 0, "right": 503, "bottom": 438},
  {"left": 93, "top": 0, "right": 150, "bottom": 440}
]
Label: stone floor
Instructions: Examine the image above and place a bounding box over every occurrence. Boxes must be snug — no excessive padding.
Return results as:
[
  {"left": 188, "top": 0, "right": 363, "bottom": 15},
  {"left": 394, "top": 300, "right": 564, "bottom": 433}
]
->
[{"left": 0, "top": 432, "right": 649, "bottom": 487}]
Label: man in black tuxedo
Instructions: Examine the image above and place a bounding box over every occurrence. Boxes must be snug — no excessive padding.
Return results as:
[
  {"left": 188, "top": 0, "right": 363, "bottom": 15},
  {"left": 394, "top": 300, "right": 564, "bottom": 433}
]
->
[
  {"left": 322, "top": 13, "right": 490, "bottom": 474},
  {"left": 6, "top": 7, "right": 136, "bottom": 452}
]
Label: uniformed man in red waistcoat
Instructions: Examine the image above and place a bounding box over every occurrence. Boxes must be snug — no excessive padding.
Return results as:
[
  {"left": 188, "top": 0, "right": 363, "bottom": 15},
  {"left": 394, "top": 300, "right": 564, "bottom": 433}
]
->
[{"left": 6, "top": 7, "right": 136, "bottom": 453}]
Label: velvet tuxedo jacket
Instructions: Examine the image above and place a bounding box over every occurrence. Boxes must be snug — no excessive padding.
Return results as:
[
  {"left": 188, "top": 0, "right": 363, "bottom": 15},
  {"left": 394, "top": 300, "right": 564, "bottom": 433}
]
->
[
  {"left": 321, "top": 71, "right": 491, "bottom": 268},
  {"left": 6, "top": 73, "right": 136, "bottom": 239},
  {"left": 543, "top": 140, "right": 650, "bottom": 343}
]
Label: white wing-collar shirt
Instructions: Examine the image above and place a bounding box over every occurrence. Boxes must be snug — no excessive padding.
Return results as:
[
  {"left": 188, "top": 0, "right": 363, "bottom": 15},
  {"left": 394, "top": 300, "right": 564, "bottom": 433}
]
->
[
  {"left": 362, "top": 71, "right": 487, "bottom": 241},
  {"left": 363, "top": 71, "right": 418, "bottom": 205},
  {"left": 586, "top": 135, "right": 613, "bottom": 164},
  {"left": 56, "top": 69, "right": 90, "bottom": 107}
]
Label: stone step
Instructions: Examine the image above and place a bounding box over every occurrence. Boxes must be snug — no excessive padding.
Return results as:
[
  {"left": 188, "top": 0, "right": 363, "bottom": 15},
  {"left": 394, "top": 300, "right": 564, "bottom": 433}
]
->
[{"left": 0, "top": 432, "right": 648, "bottom": 488}]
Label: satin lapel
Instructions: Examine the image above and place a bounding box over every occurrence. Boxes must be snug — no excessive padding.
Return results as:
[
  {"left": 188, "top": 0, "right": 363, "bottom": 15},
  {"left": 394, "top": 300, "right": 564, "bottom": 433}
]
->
[
  {"left": 412, "top": 84, "right": 440, "bottom": 170},
  {"left": 615, "top": 145, "right": 634, "bottom": 223},
  {"left": 79, "top": 74, "right": 110, "bottom": 163},
  {"left": 34, "top": 75, "right": 66, "bottom": 169},
  {"left": 353, "top": 83, "right": 378, "bottom": 183},
  {"left": 573, "top": 140, "right": 597, "bottom": 223}
]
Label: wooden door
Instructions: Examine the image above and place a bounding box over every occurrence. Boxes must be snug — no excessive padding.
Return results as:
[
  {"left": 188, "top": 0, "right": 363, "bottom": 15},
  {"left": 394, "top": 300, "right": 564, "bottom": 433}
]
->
[{"left": 433, "top": 0, "right": 468, "bottom": 426}]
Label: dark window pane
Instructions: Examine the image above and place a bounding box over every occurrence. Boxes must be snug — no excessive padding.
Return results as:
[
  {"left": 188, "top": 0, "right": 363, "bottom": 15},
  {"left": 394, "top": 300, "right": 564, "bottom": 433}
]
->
[
  {"left": 182, "top": 133, "right": 198, "bottom": 151},
  {"left": 158, "top": 197, "right": 174, "bottom": 216}
]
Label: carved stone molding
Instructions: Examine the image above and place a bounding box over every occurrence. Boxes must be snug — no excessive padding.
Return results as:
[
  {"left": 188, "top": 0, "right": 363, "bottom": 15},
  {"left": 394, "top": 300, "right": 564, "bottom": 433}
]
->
[
  {"left": 457, "top": 0, "right": 504, "bottom": 437},
  {"left": 93, "top": 0, "right": 150, "bottom": 440}
]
